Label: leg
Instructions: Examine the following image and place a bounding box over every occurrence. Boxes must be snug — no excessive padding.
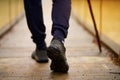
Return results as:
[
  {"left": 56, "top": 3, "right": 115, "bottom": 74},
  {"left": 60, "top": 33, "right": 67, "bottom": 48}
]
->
[
  {"left": 24, "top": 0, "right": 46, "bottom": 49},
  {"left": 47, "top": 0, "right": 71, "bottom": 72},
  {"left": 24, "top": 0, "right": 48, "bottom": 62},
  {"left": 52, "top": 0, "right": 71, "bottom": 41}
]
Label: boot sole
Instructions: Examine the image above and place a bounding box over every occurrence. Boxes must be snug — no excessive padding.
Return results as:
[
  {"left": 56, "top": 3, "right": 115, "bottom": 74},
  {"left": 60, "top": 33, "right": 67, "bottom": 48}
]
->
[
  {"left": 47, "top": 47, "right": 69, "bottom": 73},
  {"left": 32, "top": 53, "right": 48, "bottom": 63}
]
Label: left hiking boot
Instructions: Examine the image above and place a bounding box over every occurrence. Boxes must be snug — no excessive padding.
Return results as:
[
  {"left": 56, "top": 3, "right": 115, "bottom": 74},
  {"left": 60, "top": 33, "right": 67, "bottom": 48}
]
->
[
  {"left": 47, "top": 38, "right": 69, "bottom": 73},
  {"left": 32, "top": 48, "right": 49, "bottom": 63}
]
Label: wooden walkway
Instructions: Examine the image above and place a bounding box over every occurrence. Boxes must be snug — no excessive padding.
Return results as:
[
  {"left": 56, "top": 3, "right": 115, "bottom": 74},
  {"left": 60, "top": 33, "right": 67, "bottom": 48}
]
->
[{"left": 0, "top": 1, "right": 120, "bottom": 80}]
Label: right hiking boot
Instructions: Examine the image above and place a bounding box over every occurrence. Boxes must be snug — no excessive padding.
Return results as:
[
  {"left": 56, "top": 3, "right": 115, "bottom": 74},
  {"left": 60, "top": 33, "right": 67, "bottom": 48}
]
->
[
  {"left": 47, "top": 38, "right": 69, "bottom": 73},
  {"left": 32, "top": 48, "right": 49, "bottom": 63}
]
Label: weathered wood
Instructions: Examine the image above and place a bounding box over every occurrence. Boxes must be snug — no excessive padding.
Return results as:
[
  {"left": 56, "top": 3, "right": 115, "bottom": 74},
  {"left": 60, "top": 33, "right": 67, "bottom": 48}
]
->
[{"left": 0, "top": 1, "right": 119, "bottom": 80}]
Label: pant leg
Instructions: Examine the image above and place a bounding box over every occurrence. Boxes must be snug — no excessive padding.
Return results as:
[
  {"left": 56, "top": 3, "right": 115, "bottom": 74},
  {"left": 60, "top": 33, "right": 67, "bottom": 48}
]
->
[
  {"left": 24, "top": 0, "right": 46, "bottom": 49},
  {"left": 52, "top": 0, "right": 71, "bottom": 41}
]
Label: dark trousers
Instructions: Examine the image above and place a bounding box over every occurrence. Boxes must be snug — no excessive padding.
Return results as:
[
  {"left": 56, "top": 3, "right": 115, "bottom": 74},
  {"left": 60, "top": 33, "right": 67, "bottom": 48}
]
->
[{"left": 24, "top": 0, "right": 71, "bottom": 49}]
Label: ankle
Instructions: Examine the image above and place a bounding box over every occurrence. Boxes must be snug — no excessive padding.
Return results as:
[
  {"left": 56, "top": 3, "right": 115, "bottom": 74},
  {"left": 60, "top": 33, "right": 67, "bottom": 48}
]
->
[
  {"left": 36, "top": 47, "right": 47, "bottom": 51},
  {"left": 52, "top": 37, "right": 64, "bottom": 44}
]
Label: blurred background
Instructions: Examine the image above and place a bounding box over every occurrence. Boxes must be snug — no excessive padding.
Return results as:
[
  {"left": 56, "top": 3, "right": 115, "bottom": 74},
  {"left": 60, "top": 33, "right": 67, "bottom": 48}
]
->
[
  {"left": 72, "top": 0, "right": 120, "bottom": 55},
  {"left": 0, "top": 0, "right": 120, "bottom": 54},
  {"left": 0, "top": 0, "right": 23, "bottom": 30},
  {"left": 73, "top": 0, "right": 120, "bottom": 45}
]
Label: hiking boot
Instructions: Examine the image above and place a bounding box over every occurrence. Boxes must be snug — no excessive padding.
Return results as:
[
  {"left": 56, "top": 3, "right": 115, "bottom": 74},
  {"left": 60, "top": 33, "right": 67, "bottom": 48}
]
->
[
  {"left": 47, "top": 38, "right": 69, "bottom": 73},
  {"left": 32, "top": 48, "right": 49, "bottom": 63}
]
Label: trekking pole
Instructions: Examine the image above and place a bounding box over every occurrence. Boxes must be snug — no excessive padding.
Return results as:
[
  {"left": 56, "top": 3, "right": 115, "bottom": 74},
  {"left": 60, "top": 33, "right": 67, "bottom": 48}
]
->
[{"left": 87, "top": 0, "right": 102, "bottom": 52}]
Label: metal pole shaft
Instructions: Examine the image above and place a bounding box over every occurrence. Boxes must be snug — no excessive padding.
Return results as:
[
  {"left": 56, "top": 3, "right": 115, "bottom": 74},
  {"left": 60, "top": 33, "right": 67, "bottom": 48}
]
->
[{"left": 87, "top": 0, "right": 102, "bottom": 52}]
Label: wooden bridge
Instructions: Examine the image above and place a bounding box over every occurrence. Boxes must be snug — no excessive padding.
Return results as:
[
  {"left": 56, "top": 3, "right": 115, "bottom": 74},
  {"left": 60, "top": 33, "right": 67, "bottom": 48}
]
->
[{"left": 0, "top": 1, "right": 120, "bottom": 80}]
